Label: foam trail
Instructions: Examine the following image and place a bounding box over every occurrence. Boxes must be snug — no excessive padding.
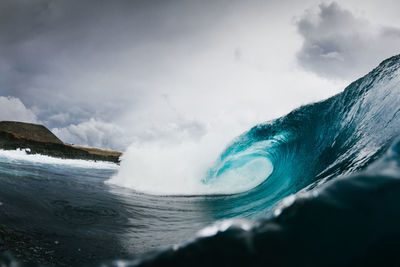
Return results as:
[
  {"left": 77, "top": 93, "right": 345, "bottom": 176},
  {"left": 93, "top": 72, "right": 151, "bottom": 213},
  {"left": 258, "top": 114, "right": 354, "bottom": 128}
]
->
[{"left": 0, "top": 149, "right": 119, "bottom": 170}]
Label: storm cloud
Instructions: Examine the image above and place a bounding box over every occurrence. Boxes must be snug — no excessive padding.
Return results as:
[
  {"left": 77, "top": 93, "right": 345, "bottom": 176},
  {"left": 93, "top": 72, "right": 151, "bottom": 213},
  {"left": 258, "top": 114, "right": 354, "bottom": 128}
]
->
[
  {"left": 0, "top": 0, "right": 229, "bottom": 122},
  {"left": 1, "top": 0, "right": 399, "bottom": 150},
  {"left": 296, "top": 2, "right": 400, "bottom": 80},
  {"left": 0, "top": 0, "right": 235, "bottom": 148}
]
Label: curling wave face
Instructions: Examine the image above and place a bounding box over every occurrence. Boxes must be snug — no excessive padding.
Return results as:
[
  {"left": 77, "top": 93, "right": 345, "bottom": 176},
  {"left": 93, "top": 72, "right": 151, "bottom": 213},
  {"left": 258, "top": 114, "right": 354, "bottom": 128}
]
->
[
  {"left": 199, "top": 54, "right": 400, "bottom": 211},
  {"left": 103, "top": 54, "right": 400, "bottom": 267},
  {"left": 109, "top": 54, "right": 400, "bottom": 218}
]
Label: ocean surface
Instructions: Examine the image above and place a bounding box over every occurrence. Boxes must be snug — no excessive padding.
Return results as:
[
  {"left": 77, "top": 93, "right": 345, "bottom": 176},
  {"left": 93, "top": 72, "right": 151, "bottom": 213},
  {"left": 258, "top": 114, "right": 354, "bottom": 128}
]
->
[{"left": 1, "top": 54, "right": 400, "bottom": 266}]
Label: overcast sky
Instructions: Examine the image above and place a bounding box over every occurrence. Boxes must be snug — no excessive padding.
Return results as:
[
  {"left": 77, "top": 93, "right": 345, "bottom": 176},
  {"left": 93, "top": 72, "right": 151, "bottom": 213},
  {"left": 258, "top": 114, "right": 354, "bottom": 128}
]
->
[{"left": 1, "top": 0, "right": 399, "bottom": 150}]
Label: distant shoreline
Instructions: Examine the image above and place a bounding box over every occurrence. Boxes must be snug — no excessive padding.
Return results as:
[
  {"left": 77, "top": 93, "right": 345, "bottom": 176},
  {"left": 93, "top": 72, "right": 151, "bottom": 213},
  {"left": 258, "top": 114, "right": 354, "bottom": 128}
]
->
[{"left": 0, "top": 121, "right": 122, "bottom": 163}]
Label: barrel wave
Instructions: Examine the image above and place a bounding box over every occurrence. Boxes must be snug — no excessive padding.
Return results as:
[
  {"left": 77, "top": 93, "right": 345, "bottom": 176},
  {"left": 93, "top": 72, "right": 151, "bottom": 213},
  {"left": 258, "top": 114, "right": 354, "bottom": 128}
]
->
[
  {"left": 112, "top": 54, "right": 400, "bottom": 266},
  {"left": 199, "top": 54, "right": 400, "bottom": 213}
]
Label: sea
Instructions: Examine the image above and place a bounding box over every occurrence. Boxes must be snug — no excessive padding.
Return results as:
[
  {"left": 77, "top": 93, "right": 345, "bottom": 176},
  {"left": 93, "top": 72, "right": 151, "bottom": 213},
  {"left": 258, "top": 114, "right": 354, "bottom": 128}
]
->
[{"left": 1, "top": 54, "right": 400, "bottom": 266}]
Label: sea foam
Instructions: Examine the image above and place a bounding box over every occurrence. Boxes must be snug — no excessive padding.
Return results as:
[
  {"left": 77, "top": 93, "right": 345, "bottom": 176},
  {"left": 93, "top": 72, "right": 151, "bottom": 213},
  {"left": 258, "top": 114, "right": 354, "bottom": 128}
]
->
[
  {"left": 0, "top": 149, "right": 119, "bottom": 170},
  {"left": 106, "top": 129, "right": 273, "bottom": 196}
]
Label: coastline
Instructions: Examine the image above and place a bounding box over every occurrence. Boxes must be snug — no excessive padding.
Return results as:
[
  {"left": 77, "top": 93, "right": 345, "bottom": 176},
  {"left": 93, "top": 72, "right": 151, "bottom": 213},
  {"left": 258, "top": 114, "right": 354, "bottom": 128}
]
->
[{"left": 0, "top": 122, "right": 122, "bottom": 164}]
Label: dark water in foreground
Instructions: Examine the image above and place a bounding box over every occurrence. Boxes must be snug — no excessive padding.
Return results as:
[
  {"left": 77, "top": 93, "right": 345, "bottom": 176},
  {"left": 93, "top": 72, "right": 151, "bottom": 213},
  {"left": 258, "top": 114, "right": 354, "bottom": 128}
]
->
[
  {"left": 0, "top": 153, "right": 244, "bottom": 265},
  {"left": 1, "top": 54, "right": 400, "bottom": 266}
]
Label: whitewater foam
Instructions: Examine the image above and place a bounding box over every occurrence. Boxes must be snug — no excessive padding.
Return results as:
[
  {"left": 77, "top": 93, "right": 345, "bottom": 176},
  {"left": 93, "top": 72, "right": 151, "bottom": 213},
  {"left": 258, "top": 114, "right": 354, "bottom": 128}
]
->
[
  {"left": 107, "top": 130, "right": 274, "bottom": 195},
  {"left": 0, "top": 149, "right": 119, "bottom": 169}
]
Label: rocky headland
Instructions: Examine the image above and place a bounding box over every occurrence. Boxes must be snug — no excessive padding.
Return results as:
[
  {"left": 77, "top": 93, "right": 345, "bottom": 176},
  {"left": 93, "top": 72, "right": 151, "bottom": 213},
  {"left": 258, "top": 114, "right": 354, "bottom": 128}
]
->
[{"left": 0, "top": 121, "right": 121, "bottom": 163}]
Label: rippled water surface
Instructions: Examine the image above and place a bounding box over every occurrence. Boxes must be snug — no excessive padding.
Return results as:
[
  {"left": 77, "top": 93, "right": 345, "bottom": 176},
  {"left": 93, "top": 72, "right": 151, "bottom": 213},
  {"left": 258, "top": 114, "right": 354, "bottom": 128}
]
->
[{"left": 0, "top": 151, "right": 279, "bottom": 265}]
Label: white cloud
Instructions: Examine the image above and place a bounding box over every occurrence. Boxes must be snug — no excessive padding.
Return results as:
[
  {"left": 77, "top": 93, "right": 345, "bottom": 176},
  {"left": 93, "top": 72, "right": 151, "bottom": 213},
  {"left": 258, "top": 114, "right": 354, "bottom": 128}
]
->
[
  {"left": 52, "top": 119, "right": 130, "bottom": 151},
  {"left": 296, "top": 2, "right": 400, "bottom": 80},
  {"left": 0, "top": 96, "right": 37, "bottom": 123}
]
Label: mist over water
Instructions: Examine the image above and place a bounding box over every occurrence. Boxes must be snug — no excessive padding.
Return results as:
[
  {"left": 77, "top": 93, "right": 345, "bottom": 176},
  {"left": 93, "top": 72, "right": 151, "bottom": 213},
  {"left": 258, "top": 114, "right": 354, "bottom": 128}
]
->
[
  {"left": 107, "top": 64, "right": 343, "bottom": 196},
  {"left": 104, "top": 54, "right": 400, "bottom": 267},
  {"left": 107, "top": 120, "right": 274, "bottom": 195}
]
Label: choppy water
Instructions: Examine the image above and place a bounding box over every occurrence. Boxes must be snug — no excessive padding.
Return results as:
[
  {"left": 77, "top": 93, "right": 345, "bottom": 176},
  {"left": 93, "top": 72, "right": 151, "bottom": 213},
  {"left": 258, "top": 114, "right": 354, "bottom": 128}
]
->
[{"left": 1, "top": 54, "right": 400, "bottom": 266}]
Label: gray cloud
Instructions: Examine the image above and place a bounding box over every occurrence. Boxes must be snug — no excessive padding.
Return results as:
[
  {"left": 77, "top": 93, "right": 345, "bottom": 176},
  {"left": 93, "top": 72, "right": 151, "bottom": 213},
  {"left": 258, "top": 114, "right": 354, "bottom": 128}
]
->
[
  {"left": 296, "top": 2, "right": 400, "bottom": 80},
  {"left": 0, "top": 0, "right": 233, "bottom": 122},
  {"left": 0, "top": 0, "right": 236, "bottom": 149}
]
